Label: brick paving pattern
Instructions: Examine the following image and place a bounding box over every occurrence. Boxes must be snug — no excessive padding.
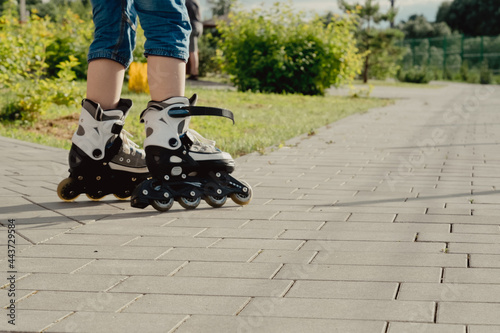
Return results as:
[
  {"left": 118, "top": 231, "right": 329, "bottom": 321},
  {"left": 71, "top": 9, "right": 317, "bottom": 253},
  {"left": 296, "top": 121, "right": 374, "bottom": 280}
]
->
[{"left": 0, "top": 82, "right": 499, "bottom": 332}]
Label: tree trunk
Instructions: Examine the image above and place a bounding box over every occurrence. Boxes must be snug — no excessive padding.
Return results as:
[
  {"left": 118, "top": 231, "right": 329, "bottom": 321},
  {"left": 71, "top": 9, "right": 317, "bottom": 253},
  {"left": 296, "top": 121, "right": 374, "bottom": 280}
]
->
[{"left": 363, "top": 54, "right": 369, "bottom": 83}]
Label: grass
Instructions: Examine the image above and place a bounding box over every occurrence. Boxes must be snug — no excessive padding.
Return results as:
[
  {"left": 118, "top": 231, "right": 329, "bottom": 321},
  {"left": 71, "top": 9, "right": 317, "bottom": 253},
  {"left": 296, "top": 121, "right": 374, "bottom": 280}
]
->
[
  {"left": 0, "top": 82, "right": 392, "bottom": 157},
  {"left": 352, "top": 79, "right": 445, "bottom": 89}
]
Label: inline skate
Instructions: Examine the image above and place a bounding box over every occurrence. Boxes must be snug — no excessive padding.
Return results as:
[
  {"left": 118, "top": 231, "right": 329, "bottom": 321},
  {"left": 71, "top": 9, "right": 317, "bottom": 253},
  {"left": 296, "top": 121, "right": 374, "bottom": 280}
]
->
[
  {"left": 130, "top": 94, "right": 252, "bottom": 212},
  {"left": 57, "top": 99, "right": 150, "bottom": 202}
]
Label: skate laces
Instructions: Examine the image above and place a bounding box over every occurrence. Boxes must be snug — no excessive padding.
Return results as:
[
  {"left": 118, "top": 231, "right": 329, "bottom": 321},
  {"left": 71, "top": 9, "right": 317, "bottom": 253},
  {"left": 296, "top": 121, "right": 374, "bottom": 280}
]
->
[
  {"left": 119, "top": 130, "right": 145, "bottom": 158},
  {"left": 187, "top": 129, "right": 219, "bottom": 153}
]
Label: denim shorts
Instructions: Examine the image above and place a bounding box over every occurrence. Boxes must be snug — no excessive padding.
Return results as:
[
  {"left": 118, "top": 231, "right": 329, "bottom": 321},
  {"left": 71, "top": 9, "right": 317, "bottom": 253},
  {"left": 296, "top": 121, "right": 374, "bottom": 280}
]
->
[{"left": 88, "top": 0, "right": 191, "bottom": 68}]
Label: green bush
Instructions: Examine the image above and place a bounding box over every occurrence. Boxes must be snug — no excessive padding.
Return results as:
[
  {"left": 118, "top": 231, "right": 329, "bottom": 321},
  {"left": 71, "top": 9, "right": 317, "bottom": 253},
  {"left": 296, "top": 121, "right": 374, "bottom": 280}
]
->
[
  {"left": 480, "top": 60, "right": 492, "bottom": 84},
  {"left": 217, "top": 3, "right": 363, "bottom": 95},
  {"left": 199, "top": 32, "right": 221, "bottom": 76},
  {"left": 398, "top": 66, "right": 431, "bottom": 83},
  {"left": 0, "top": 11, "right": 84, "bottom": 122}
]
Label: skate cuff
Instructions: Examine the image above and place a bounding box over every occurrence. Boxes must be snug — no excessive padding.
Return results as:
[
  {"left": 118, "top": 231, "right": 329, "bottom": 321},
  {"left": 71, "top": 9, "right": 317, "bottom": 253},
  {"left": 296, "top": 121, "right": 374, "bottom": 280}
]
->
[{"left": 169, "top": 106, "right": 235, "bottom": 124}]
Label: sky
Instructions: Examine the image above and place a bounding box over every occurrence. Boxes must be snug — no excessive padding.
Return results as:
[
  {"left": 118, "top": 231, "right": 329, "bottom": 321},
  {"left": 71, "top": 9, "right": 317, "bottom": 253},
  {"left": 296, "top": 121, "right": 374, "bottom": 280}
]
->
[{"left": 199, "top": 0, "right": 446, "bottom": 23}]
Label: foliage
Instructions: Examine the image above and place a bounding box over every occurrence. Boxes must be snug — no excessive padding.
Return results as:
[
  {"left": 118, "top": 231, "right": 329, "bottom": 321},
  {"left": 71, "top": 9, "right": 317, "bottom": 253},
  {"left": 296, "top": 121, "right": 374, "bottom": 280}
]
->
[
  {"left": 365, "top": 28, "right": 405, "bottom": 80},
  {"left": 198, "top": 32, "right": 222, "bottom": 76},
  {"left": 338, "top": 0, "right": 405, "bottom": 83},
  {"left": 44, "top": 9, "right": 93, "bottom": 80},
  {"left": 397, "top": 66, "right": 431, "bottom": 84},
  {"left": 132, "top": 22, "right": 148, "bottom": 64},
  {"left": 437, "top": 0, "right": 500, "bottom": 37},
  {"left": 217, "top": 3, "right": 363, "bottom": 95},
  {"left": 398, "top": 14, "right": 451, "bottom": 39},
  {"left": 0, "top": 83, "right": 393, "bottom": 156},
  {"left": 479, "top": 60, "right": 492, "bottom": 85},
  {"left": 0, "top": 11, "right": 84, "bottom": 122},
  {"left": 207, "top": 0, "right": 237, "bottom": 17},
  {"left": 31, "top": 0, "right": 92, "bottom": 22},
  {"left": 128, "top": 62, "right": 149, "bottom": 94}
]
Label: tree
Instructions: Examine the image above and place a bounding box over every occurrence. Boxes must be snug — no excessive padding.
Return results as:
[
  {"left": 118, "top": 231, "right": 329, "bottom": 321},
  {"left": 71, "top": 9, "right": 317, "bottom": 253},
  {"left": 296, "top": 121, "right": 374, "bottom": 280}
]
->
[
  {"left": 207, "top": 0, "right": 236, "bottom": 17},
  {"left": 338, "top": 0, "right": 403, "bottom": 82},
  {"left": 435, "top": 1, "right": 451, "bottom": 23},
  {"left": 437, "top": 0, "right": 500, "bottom": 36},
  {"left": 398, "top": 14, "right": 451, "bottom": 39}
]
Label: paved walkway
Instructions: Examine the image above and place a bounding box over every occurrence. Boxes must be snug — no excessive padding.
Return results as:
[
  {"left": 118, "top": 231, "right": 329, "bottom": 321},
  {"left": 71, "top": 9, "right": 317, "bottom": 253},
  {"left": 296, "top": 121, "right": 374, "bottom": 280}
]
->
[{"left": 1, "top": 82, "right": 499, "bottom": 332}]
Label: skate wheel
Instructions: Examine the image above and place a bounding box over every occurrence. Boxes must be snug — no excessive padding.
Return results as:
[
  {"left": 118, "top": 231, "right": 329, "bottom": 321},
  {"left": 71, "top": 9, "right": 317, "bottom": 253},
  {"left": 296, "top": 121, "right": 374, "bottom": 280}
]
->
[
  {"left": 57, "top": 178, "right": 80, "bottom": 202},
  {"left": 86, "top": 193, "right": 105, "bottom": 201},
  {"left": 204, "top": 195, "right": 227, "bottom": 208},
  {"left": 230, "top": 181, "right": 253, "bottom": 206},
  {"left": 178, "top": 196, "right": 201, "bottom": 210},
  {"left": 114, "top": 191, "right": 131, "bottom": 200},
  {"left": 152, "top": 198, "right": 174, "bottom": 212}
]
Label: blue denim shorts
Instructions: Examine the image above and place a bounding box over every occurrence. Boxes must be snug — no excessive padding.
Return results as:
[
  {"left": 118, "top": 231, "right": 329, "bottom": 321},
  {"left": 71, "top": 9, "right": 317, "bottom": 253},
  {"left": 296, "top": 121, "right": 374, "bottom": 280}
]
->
[{"left": 88, "top": 0, "right": 191, "bottom": 68}]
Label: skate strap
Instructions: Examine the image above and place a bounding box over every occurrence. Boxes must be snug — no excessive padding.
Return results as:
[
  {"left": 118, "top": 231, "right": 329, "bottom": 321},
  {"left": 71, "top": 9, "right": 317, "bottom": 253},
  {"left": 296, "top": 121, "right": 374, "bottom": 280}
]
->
[{"left": 170, "top": 106, "right": 235, "bottom": 124}]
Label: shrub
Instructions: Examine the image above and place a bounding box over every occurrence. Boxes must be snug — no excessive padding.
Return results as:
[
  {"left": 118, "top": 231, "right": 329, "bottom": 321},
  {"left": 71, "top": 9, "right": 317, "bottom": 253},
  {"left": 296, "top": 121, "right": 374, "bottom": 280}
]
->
[
  {"left": 128, "top": 62, "right": 149, "bottom": 94},
  {"left": 398, "top": 66, "right": 431, "bottom": 83},
  {"left": 480, "top": 60, "right": 492, "bottom": 84},
  {"left": 0, "top": 12, "right": 84, "bottom": 122},
  {"left": 217, "top": 3, "right": 363, "bottom": 95}
]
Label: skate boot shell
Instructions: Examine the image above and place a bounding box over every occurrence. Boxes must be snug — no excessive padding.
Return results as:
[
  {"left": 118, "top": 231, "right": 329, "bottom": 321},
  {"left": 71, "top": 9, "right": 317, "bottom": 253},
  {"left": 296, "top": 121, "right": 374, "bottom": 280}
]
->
[
  {"left": 57, "top": 99, "right": 149, "bottom": 202},
  {"left": 131, "top": 95, "right": 252, "bottom": 212}
]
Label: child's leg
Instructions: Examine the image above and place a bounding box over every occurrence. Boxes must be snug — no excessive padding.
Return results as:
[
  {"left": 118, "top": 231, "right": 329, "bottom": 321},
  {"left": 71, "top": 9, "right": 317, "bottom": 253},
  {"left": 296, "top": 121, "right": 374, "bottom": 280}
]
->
[
  {"left": 86, "top": 59, "right": 125, "bottom": 110},
  {"left": 147, "top": 55, "right": 186, "bottom": 102},
  {"left": 133, "top": 0, "right": 190, "bottom": 100}
]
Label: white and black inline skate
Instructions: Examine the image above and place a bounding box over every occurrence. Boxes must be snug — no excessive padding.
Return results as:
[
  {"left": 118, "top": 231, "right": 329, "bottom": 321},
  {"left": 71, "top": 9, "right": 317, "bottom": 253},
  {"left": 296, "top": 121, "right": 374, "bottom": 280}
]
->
[
  {"left": 130, "top": 94, "right": 252, "bottom": 212},
  {"left": 57, "top": 99, "right": 150, "bottom": 202}
]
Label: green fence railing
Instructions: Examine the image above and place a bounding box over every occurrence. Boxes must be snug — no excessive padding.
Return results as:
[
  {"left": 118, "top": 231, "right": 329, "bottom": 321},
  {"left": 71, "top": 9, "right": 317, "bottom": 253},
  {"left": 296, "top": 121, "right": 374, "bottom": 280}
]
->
[{"left": 399, "top": 34, "right": 500, "bottom": 75}]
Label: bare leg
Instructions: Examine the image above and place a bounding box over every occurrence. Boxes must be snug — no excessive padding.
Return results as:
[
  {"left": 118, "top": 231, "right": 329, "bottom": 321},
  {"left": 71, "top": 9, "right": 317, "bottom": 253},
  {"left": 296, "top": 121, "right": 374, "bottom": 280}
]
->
[
  {"left": 147, "top": 56, "right": 186, "bottom": 101},
  {"left": 189, "top": 51, "right": 199, "bottom": 76},
  {"left": 86, "top": 59, "right": 125, "bottom": 110}
]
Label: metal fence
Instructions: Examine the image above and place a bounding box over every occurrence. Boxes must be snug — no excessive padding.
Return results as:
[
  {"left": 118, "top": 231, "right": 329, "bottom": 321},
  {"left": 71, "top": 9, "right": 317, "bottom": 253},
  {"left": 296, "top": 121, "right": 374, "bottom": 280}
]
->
[{"left": 399, "top": 34, "right": 500, "bottom": 76}]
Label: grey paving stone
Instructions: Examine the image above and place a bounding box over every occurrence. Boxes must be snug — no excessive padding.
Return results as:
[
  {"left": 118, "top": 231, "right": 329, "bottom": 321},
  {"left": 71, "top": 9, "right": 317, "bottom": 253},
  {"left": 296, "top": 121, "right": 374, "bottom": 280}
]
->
[
  {"left": 272, "top": 211, "right": 349, "bottom": 222},
  {"left": 18, "top": 244, "right": 171, "bottom": 260},
  {"left": 242, "top": 220, "right": 324, "bottom": 230},
  {"left": 321, "top": 221, "right": 450, "bottom": 233},
  {"left": 347, "top": 213, "right": 397, "bottom": 222},
  {"left": 300, "top": 240, "right": 446, "bottom": 253},
  {"left": 280, "top": 230, "right": 416, "bottom": 242},
  {"left": 239, "top": 298, "right": 435, "bottom": 322},
  {"left": 469, "top": 326, "right": 500, "bottom": 333},
  {"left": 46, "top": 312, "right": 187, "bottom": 333},
  {"left": 398, "top": 282, "right": 500, "bottom": 302},
  {"left": 73, "top": 259, "right": 186, "bottom": 276},
  {"left": 387, "top": 322, "right": 465, "bottom": 333},
  {"left": 195, "top": 228, "right": 284, "bottom": 239},
  {"left": 452, "top": 225, "right": 500, "bottom": 234},
  {"left": 173, "top": 262, "right": 281, "bottom": 279},
  {"left": 252, "top": 250, "right": 318, "bottom": 264},
  {"left": 397, "top": 214, "right": 499, "bottom": 224},
  {"left": 448, "top": 243, "right": 500, "bottom": 255},
  {"left": 312, "top": 252, "right": 466, "bottom": 267},
  {"left": 444, "top": 267, "right": 500, "bottom": 284},
  {"left": 14, "top": 258, "right": 94, "bottom": 274},
  {"left": 469, "top": 254, "right": 500, "bottom": 268},
  {"left": 110, "top": 276, "right": 293, "bottom": 297},
  {"left": 209, "top": 238, "right": 303, "bottom": 250},
  {"left": 418, "top": 232, "right": 500, "bottom": 244},
  {"left": 124, "top": 236, "right": 217, "bottom": 248},
  {"left": 438, "top": 302, "right": 500, "bottom": 325},
  {"left": 159, "top": 248, "right": 259, "bottom": 262},
  {"left": 122, "top": 294, "right": 249, "bottom": 315},
  {"left": 12, "top": 290, "right": 139, "bottom": 312},
  {"left": 43, "top": 233, "right": 139, "bottom": 246},
  {"left": 0, "top": 309, "right": 72, "bottom": 332},
  {"left": 17, "top": 273, "right": 126, "bottom": 292},
  {"left": 286, "top": 280, "right": 397, "bottom": 300},
  {"left": 67, "top": 224, "right": 206, "bottom": 237},
  {"left": 274, "top": 264, "right": 441, "bottom": 283},
  {"left": 175, "top": 315, "right": 386, "bottom": 333}
]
